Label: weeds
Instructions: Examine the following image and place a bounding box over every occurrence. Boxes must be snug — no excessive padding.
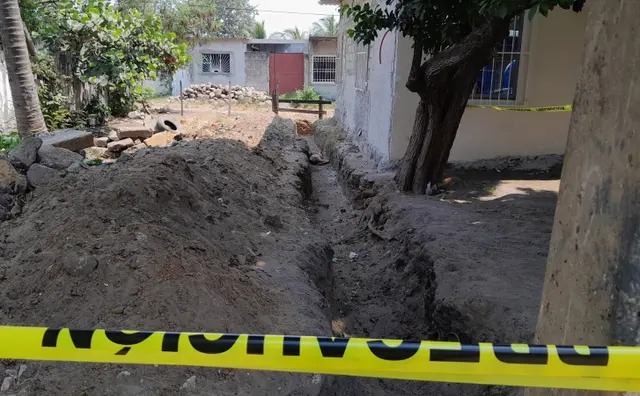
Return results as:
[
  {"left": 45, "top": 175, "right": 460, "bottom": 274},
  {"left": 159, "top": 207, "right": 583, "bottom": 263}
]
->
[{"left": 0, "top": 132, "right": 20, "bottom": 155}]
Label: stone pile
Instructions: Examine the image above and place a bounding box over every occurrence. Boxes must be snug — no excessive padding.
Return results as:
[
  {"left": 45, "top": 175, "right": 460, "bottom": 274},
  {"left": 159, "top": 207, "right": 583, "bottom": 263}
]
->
[
  {"left": 84, "top": 125, "right": 183, "bottom": 163},
  {"left": 0, "top": 126, "right": 182, "bottom": 222},
  {"left": 178, "top": 84, "right": 271, "bottom": 105},
  {"left": 0, "top": 135, "right": 84, "bottom": 221}
]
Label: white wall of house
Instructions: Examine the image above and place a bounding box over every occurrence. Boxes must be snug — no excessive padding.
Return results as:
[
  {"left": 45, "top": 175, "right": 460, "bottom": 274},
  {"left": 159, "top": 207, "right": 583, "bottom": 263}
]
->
[
  {"left": 335, "top": 6, "right": 588, "bottom": 164},
  {"left": 390, "top": 9, "right": 588, "bottom": 162},
  {"left": 334, "top": 8, "right": 398, "bottom": 165},
  {"left": 0, "top": 51, "right": 15, "bottom": 133},
  {"left": 309, "top": 38, "right": 338, "bottom": 100},
  {"left": 180, "top": 39, "right": 248, "bottom": 88}
]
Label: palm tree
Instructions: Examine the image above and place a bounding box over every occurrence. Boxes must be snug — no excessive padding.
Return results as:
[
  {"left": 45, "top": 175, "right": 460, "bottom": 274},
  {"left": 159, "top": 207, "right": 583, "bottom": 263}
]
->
[
  {"left": 251, "top": 20, "right": 266, "bottom": 39},
  {"left": 310, "top": 15, "right": 338, "bottom": 37},
  {"left": 0, "top": 0, "right": 46, "bottom": 136},
  {"left": 282, "top": 26, "right": 307, "bottom": 40}
]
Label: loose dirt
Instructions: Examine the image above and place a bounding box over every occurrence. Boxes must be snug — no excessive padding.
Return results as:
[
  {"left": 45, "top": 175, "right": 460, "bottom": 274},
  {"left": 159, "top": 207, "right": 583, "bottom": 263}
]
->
[
  {"left": 0, "top": 118, "right": 333, "bottom": 396},
  {"left": 0, "top": 107, "right": 559, "bottom": 396}
]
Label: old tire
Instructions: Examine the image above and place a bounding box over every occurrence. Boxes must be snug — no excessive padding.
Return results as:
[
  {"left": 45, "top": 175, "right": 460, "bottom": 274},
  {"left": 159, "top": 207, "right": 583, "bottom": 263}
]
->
[{"left": 155, "top": 118, "right": 179, "bottom": 133}]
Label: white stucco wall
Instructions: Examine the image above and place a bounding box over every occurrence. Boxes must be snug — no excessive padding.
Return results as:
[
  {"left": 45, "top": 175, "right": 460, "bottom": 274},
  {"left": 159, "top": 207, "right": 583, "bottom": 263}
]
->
[
  {"left": 185, "top": 39, "right": 247, "bottom": 87},
  {"left": 389, "top": 9, "right": 588, "bottom": 162},
  {"left": 333, "top": 2, "right": 397, "bottom": 165},
  {"left": 309, "top": 38, "right": 338, "bottom": 100},
  {"left": 0, "top": 51, "right": 15, "bottom": 133}
]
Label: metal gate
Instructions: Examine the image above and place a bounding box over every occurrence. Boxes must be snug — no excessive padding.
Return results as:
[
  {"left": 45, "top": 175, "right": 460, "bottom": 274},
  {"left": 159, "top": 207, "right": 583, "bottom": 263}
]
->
[{"left": 269, "top": 53, "right": 304, "bottom": 95}]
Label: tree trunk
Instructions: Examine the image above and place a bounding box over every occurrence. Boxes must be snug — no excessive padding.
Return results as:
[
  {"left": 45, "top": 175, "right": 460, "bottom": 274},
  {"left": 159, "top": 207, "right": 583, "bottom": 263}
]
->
[
  {"left": 0, "top": 0, "right": 47, "bottom": 136},
  {"left": 395, "top": 19, "right": 510, "bottom": 194}
]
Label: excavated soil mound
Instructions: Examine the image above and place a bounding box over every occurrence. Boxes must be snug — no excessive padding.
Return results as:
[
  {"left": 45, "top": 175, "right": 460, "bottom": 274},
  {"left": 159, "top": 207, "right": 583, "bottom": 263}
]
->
[{"left": 0, "top": 118, "right": 333, "bottom": 396}]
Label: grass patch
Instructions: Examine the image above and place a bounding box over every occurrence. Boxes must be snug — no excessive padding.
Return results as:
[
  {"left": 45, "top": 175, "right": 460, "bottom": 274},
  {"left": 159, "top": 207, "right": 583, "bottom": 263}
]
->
[
  {"left": 0, "top": 132, "right": 20, "bottom": 155},
  {"left": 280, "top": 87, "right": 334, "bottom": 109}
]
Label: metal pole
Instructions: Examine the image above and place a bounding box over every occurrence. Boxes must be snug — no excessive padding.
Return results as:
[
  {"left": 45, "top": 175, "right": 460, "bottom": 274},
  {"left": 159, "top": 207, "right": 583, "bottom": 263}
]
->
[
  {"left": 179, "top": 80, "right": 184, "bottom": 117},
  {"left": 228, "top": 80, "right": 231, "bottom": 116}
]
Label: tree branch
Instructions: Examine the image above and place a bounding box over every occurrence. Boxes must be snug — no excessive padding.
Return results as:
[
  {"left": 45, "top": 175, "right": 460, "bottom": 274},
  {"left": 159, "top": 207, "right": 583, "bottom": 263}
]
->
[
  {"left": 406, "top": 40, "right": 424, "bottom": 93},
  {"left": 422, "top": 18, "right": 509, "bottom": 81},
  {"left": 23, "top": 23, "right": 36, "bottom": 59}
]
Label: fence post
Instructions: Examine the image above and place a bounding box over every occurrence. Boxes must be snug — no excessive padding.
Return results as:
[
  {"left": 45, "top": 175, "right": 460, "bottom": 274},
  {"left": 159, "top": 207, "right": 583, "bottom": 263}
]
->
[
  {"left": 228, "top": 80, "right": 231, "bottom": 116},
  {"left": 318, "top": 96, "right": 324, "bottom": 120},
  {"left": 179, "top": 80, "right": 184, "bottom": 117},
  {"left": 273, "top": 89, "right": 279, "bottom": 115}
]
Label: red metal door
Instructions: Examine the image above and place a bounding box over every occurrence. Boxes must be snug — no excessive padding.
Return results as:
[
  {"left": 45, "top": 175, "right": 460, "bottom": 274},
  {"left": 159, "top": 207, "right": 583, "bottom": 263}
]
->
[{"left": 269, "top": 53, "right": 304, "bottom": 96}]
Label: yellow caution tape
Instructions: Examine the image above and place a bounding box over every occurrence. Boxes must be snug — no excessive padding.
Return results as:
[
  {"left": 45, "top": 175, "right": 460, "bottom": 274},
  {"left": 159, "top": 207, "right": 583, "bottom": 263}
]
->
[
  {"left": 0, "top": 325, "right": 638, "bottom": 392},
  {"left": 467, "top": 105, "right": 572, "bottom": 112}
]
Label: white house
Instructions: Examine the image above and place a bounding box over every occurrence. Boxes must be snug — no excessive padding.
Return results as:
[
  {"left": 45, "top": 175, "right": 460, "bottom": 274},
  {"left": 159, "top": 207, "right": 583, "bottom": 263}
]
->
[
  {"left": 321, "top": 0, "right": 588, "bottom": 165},
  {"left": 168, "top": 37, "right": 339, "bottom": 99}
]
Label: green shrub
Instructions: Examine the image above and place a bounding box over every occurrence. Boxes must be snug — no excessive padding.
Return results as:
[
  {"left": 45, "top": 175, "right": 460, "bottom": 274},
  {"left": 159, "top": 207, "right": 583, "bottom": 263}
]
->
[
  {"left": 0, "top": 132, "right": 20, "bottom": 155},
  {"left": 280, "top": 88, "right": 322, "bottom": 108}
]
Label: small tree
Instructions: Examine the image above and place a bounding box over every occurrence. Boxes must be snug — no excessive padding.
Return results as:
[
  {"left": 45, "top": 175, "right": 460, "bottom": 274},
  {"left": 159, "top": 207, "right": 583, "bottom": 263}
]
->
[
  {"left": 283, "top": 27, "right": 307, "bottom": 40},
  {"left": 311, "top": 15, "right": 338, "bottom": 37},
  {"left": 345, "top": 0, "right": 586, "bottom": 194},
  {"left": 36, "top": 0, "right": 189, "bottom": 116},
  {"left": 251, "top": 21, "right": 267, "bottom": 39},
  {"left": 0, "top": 0, "right": 47, "bottom": 136}
]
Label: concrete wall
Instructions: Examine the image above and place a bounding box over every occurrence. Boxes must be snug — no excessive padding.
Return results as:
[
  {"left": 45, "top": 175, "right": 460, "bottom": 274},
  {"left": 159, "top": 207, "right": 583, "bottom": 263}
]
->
[
  {"left": 333, "top": 2, "right": 397, "bottom": 165},
  {"left": 244, "top": 52, "right": 269, "bottom": 92},
  {"left": 187, "top": 39, "right": 247, "bottom": 87},
  {"left": 389, "top": 9, "right": 588, "bottom": 162},
  {"left": 309, "top": 38, "right": 338, "bottom": 100},
  {"left": 0, "top": 51, "right": 15, "bottom": 133},
  {"left": 143, "top": 78, "right": 172, "bottom": 97}
]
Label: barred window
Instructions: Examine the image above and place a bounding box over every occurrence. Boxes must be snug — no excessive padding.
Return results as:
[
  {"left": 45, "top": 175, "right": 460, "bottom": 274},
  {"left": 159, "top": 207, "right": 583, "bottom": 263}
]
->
[
  {"left": 355, "top": 42, "right": 369, "bottom": 90},
  {"left": 202, "top": 53, "right": 231, "bottom": 74},
  {"left": 471, "top": 13, "right": 526, "bottom": 103},
  {"left": 312, "top": 56, "right": 337, "bottom": 83}
]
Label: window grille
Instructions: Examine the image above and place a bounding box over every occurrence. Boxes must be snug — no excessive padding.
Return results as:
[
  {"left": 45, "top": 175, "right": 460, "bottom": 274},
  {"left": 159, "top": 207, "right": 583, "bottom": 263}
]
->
[
  {"left": 202, "top": 53, "right": 231, "bottom": 74},
  {"left": 312, "top": 56, "right": 337, "bottom": 83}
]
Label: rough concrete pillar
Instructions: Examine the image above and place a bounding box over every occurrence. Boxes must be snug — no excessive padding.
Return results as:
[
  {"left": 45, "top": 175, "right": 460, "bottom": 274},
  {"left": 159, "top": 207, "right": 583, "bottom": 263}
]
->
[{"left": 524, "top": 1, "right": 640, "bottom": 396}]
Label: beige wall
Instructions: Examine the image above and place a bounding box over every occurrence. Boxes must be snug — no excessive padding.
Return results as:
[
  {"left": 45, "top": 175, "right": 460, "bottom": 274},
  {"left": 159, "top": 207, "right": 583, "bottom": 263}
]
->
[{"left": 390, "top": 9, "right": 588, "bottom": 162}]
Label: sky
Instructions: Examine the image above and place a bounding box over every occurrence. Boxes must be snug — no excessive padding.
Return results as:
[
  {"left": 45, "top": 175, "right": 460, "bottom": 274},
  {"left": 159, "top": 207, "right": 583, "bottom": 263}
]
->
[{"left": 251, "top": 0, "right": 340, "bottom": 37}]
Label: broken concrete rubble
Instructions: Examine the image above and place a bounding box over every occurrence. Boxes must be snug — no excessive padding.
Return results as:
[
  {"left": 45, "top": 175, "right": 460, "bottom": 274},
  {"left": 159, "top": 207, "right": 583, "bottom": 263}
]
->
[
  {"left": 144, "top": 132, "right": 178, "bottom": 147},
  {"left": 116, "top": 126, "right": 153, "bottom": 140},
  {"left": 94, "top": 137, "right": 109, "bottom": 148},
  {"left": 107, "top": 138, "right": 135, "bottom": 152},
  {"left": 0, "top": 158, "right": 18, "bottom": 191},
  {"left": 40, "top": 129, "right": 93, "bottom": 152}
]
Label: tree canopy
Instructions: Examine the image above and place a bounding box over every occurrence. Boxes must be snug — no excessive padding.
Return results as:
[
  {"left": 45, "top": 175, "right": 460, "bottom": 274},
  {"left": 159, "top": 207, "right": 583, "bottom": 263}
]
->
[
  {"left": 251, "top": 20, "right": 266, "bottom": 39},
  {"left": 343, "top": 0, "right": 585, "bottom": 53},
  {"left": 311, "top": 15, "right": 338, "bottom": 37}
]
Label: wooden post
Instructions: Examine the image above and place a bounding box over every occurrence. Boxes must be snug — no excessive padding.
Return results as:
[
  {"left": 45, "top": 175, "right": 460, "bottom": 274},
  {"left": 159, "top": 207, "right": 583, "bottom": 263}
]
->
[
  {"left": 179, "top": 80, "right": 184, "bottom": 117},
  {"left": 318, "top": 96, "right": 324, "bottom": 120},
  {"left": 273, "top": 89, "right": 279, "bottom": 115},
  {"left": 228, "top": 80, "right": 231, "bottom": 116}
]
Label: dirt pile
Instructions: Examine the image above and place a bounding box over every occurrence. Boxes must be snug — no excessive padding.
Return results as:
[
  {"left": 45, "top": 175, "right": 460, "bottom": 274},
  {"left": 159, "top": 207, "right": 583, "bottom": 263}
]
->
[{"left": 0, "top": 118, "right": 334, "bottom": 396}]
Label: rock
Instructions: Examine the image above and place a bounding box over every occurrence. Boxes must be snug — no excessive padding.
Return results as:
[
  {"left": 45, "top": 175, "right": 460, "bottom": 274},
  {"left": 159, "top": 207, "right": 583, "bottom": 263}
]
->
[
  {"left": 63, "top": 254, "right": 98, "bottom": 277},
  {"left": 17, "top": 365, "right": 28, "bottom": 379},
  {"left": 1, "top": 376, "right": 13, "bottom": 391},
  {"left": 0, "top": 194, "right": 11, "bottom": 209},
  {"left": 40, "top": 129, "right": 93, "bottom": 152},
  {"left": 66, "top": 161, "right": 88, "bottom": 174},
  {"left": 37, "top": 145, "right": 83, "bottom": 170},
  {"left": 264, "top": 215, "right": 283, "bottom": 229},
  {"left": 122, "top": 143, "right": 146, "bottom": 156},
  {"left": 116, "top": 126, "right": 153, "bottom": 140},
  {"left": 127, "top": 110, "right": 145, "bottom": 120},
  {"left": 4, "top": 369, "right": 17, "bottom": 378},
  {"left": 10, "top": 204, "right": 21, "bottom": 217},
  {"left": 8, "top": 137, "right": 42, "bottom": 170},
  {"left": 349, "top": 252, "right": 359, "bottom": 260},
  {"left": 84, "top": 147, "right": 110, "bottom": 161},
  {"left": 27, "top": 164, "right": 58, "bottom": 188},
  {"left": 180, "top": 376, "right": 196, "bottom": 392},
  {"left": 107, "top": 138, "right": 135, "bottom": 152},
  {"left": 309, "top": 154, "right": 329, "bottom": 165},
  {"left": 144, "top": 132, "right": 178, "bottom": 148},
  {"left": 13, "top": 175, "right": 28, "bottom": 195},
  {"left": 107, "top": 130, "right": 119, "bottom": 141},
  {"left": 0, "top": 207, "right": 7, "bottom": 221},
  {"left": 0, "top": 158, "right": 18, "bottom": 191},
  {"left": 94, "top": 137, "right": 109, "bottom": 147}
]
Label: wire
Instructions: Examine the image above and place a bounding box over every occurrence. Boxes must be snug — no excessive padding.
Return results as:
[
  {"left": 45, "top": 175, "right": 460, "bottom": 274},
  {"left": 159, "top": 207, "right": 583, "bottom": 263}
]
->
[{"left": 136, "top": 3, "right": 339, "bottom": 16}]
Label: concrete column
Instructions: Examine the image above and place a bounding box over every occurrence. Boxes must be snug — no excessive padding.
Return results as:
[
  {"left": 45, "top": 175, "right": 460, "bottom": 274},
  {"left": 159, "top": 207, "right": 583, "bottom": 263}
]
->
[{"left": 525, "top": 1, "right": 640, "bottom": 396}]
